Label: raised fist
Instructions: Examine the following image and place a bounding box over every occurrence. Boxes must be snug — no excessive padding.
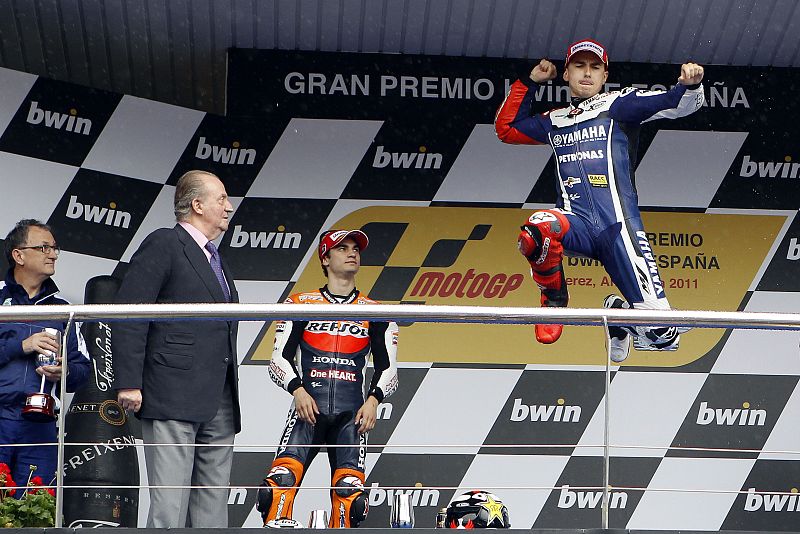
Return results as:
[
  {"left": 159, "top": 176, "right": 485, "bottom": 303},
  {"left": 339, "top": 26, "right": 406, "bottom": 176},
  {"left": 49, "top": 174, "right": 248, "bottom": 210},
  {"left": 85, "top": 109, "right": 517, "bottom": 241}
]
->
[
  {"left": 678, "top": 62, "right": 704, "bottom": 85},
  {"left": 530, "top": 59, "right": 557, "bottom": 83}
]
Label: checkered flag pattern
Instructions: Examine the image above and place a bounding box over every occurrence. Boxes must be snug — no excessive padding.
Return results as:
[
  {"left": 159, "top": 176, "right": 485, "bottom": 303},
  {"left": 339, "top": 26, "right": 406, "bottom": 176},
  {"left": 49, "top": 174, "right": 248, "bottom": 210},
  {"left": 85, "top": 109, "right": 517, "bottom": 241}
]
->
[{"left": 1, "top": 47, "right": 799, "bottom": 529}]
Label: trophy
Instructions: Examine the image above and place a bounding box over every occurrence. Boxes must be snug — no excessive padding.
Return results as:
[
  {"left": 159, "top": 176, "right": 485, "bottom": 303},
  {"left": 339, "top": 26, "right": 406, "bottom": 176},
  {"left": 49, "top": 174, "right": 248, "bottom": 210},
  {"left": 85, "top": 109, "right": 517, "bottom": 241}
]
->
[
  {"left": 308, "top": 509, "right": 329, "bottom": 529},
  {"left": 22, "top": 328, "right": 61, "bottom": 422},
  {"left": 390, "top": 493, "right": 415, "bottom": 528}
]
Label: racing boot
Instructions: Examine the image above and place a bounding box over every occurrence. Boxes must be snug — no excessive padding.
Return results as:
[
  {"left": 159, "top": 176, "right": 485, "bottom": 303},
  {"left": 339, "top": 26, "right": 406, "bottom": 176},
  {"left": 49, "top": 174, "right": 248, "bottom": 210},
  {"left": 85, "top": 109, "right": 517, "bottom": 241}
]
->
[
  {"left": 531, "top": 264, "right": 568, "bottom": 344},
  {"left": 257, "top": 457, "right": 304, "bottom": 526},
  {"left": 603, "top": 294, "right": 633, "bottom": 362},
  {"left": 518, "top": 211, "right": 571, "bottom": 344},
  {"left": 602, "top": 295, "right": 689, "bottom": 352},
  {"left": 632, "top": 326, "right": 683, "bottom": 351}
]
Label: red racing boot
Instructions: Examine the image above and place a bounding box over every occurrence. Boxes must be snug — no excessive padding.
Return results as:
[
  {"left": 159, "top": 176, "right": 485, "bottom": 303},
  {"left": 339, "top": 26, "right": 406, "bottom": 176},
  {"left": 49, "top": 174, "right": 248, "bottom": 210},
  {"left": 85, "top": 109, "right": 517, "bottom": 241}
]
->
[
  {"left": 531, "top": 263, "right": 568, "bottom": 343},
  {"left": 517, "top": 211, "right": 570, "bottom": 344}
]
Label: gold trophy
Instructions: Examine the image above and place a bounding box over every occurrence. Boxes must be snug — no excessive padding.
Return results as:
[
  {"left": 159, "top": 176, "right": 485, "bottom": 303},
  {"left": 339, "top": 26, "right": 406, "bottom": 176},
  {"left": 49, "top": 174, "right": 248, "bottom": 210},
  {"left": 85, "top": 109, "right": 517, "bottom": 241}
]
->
[{"left": 22, "top": 328, "right": 61, "bottom": 421}]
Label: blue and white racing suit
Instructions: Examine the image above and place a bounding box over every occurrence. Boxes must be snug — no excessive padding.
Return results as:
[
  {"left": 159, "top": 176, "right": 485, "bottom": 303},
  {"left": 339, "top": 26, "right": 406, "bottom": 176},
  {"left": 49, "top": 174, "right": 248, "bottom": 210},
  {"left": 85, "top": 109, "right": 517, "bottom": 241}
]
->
[{"left": 496, "top": 77, "right": 704, "bottom": 310}]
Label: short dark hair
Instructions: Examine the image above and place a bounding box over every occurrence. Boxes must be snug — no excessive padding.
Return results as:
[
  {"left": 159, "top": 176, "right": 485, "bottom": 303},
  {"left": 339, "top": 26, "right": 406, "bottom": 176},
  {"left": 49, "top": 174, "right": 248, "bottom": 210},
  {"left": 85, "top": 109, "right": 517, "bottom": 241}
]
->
[{"left": 4, "top": 219, "right": 52, "bottom": 265}]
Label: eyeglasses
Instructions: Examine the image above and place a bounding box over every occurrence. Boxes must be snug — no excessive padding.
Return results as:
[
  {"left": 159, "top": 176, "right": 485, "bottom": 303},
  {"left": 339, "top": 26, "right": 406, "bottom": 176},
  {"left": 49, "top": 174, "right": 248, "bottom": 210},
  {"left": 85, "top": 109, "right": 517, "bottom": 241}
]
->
[{"left": 16, "top": 244, "right": 61, "bottom": 256}]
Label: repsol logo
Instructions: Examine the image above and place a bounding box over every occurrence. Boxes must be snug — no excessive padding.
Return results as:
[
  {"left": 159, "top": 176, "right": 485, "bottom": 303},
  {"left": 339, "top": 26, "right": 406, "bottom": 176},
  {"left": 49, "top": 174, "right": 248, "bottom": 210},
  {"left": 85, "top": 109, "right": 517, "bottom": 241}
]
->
[
  {"left": 556, "top": 485, "right": 628, "bottom": 509},
  {"left": 744, "top": 488, "right": 800, "bottom": 512},
  {"left": 26, "top": 101, "right": 92, "bottom": 135},
  {"left": 306, "top": 321, "right": 369, "bottom": 336},
  {"left": 195, "top": 137, "right": 256, "bottom": 165},
  {"left": 409, "top": 269, "right": 523, "bottom": 299},
  {"left": 695, "top": 401, "right": 766, "bottom": 426},
  {"left": 367, "top": 483, "right": 440, "bottom": 507},
  {"left": 509, "top": 398, "right": 581, "bottom": 422},
  {"left": 739, "top": 155, "right": 799, "bottom": 179},
  {"left": 229, "top": 225, "right": 301, "bottom": 248},
  {"left": 66, "top": 196, "right": 131, "bottom": 228},
  {"left": 372, "top": 145, "right": 442, "bottom": 169}
]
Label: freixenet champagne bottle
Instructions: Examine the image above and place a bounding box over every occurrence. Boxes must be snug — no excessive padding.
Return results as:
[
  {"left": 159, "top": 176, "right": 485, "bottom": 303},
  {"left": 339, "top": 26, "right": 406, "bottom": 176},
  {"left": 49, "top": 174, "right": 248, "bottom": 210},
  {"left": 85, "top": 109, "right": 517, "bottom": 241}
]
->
[{"left": 63, "top": 275, "right": 140, "bottom": 527}]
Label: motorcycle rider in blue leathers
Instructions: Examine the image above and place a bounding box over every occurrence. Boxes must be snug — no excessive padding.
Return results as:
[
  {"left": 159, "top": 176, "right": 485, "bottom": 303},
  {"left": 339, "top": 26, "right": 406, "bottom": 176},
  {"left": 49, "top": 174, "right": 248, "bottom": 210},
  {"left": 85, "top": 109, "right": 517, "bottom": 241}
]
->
[{"left": 495, "top": 39, "right": 704, "bottom": 362}]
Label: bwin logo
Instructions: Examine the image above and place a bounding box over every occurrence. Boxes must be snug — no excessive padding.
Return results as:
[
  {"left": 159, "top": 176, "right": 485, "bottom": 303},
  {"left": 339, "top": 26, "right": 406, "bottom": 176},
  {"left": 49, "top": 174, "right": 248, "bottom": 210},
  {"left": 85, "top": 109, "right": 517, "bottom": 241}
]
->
[
  {"left": 66, "top": 196, "right": 131, "bottom": 228},
  {"left": 376, "top": 402, "right": 393, "bottom": 420},
  {"left": 367, "top": 483, "right": 440, "bottom": 507},
  {"left": 739, "top": 155, "right": 799, "bottom": 179},
  {"left": 695, "top": 401, "right": 766, "bottom": 426},
  {"left": 26, "top": 101, "right": 92, "bottom": 135},
  {"left": 372, "top": 145, "right": 442, "bottom": 169},
  {"left": 744, "top": 488, "right": 800, "bottom": 512},
  {"left": 229, "top": 225, "right": 301, "bottom": 249},
  {"left": 195, "top": 137, "right": 257, "bottom": 165},
  {"left": 509, "top": 398, "right": 581, "bottom": 422},
  {"left": 557, "top": 485, "right": 628, "bottom": 509}
]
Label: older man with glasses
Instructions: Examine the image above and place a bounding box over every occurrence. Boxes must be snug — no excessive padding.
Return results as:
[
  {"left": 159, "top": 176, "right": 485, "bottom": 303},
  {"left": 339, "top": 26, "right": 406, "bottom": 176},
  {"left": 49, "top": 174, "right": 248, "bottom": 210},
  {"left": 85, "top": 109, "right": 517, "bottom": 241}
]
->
[{"left": 0, "top": 219, "right": 90, "bottom": 494}]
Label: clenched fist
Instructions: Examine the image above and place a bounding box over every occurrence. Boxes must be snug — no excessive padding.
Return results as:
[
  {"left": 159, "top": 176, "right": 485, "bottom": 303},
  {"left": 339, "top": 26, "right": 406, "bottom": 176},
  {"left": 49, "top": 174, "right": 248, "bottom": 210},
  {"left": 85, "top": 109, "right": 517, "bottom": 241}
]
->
[
  {"left": 678, "top": 62, "right": 704, "bottom": 86},
  {"left": 530, "top": 59, "right": 557, "bottom": 83}
]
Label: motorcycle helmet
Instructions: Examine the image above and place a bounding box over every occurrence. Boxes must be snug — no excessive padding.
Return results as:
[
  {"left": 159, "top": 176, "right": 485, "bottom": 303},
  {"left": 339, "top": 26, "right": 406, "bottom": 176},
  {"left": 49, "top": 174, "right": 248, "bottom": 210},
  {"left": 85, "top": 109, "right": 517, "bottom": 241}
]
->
[{"left": 442, "top": 490, "right": 510, "bottom": 529}]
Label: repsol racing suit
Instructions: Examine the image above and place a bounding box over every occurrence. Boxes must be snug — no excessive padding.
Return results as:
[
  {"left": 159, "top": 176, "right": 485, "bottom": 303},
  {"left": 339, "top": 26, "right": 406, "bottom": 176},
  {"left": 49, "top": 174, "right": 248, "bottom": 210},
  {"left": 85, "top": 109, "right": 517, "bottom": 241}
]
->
[
  {"left": 495, "top": 78, "right": 704, "bottom": 320},
  {"left": 260, "top": 286, "right": 399, "bottom": 527}
]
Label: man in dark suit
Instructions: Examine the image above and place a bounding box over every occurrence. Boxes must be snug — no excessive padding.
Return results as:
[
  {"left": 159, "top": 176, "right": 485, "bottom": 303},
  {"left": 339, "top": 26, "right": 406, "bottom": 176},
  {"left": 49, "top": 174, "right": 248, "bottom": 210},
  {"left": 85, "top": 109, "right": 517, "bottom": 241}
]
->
[{"left": 113, "top": 170, "right": 240, "bottom": 528}]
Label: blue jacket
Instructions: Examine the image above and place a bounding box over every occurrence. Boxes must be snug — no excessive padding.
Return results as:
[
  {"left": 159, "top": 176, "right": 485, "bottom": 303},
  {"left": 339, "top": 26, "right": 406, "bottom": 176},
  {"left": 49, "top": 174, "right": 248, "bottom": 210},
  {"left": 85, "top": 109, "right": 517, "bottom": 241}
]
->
[
  {"left": 495, "top": 79, "right": 705, "bottom": 229},
  {"left": 0, "top": 269, "right": 91, "bottom": 419}
]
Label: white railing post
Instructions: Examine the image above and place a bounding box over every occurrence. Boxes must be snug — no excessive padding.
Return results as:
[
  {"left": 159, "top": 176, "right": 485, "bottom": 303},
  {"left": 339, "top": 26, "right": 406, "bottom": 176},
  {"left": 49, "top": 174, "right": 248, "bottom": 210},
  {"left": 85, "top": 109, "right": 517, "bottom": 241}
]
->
[
  {"left": 54, "top": 311, "right": 74, "bottom": 528},
  {"left": 601, "top": 316, "right": 612, "bottom": 529}
]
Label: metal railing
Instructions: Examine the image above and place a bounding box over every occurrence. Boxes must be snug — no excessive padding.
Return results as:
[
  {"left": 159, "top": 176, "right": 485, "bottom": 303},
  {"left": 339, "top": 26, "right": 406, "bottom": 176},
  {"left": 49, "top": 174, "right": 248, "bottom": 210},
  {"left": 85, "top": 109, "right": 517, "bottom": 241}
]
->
[{"left": 2, "top": 303, "right": 799, "bottom": 528}]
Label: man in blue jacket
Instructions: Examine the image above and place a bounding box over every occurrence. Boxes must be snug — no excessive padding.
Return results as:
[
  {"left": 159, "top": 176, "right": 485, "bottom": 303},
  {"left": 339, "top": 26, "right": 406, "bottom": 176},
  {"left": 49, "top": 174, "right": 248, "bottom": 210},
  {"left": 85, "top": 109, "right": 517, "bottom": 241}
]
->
[
  {"left": 0, "top": 219, "right": 90, "bottom": 493},
  {"left": 495, "top": 39, "right": 704, "bottom": 362}
]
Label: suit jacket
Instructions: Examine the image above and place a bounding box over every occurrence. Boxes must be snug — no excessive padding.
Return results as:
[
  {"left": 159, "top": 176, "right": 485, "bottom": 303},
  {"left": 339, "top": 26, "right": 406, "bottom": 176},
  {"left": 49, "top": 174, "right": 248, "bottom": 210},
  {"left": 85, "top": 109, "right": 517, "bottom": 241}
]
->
[{"left": 112, "top": 224, "right": 241, "bottom": 433}]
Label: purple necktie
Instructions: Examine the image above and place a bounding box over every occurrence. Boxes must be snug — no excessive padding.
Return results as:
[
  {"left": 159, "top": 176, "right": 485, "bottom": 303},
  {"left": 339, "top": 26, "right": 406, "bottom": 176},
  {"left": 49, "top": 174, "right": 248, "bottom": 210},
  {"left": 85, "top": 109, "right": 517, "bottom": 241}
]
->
[{"left": 205, "top": 241, "right": 231, "bottom": 302}]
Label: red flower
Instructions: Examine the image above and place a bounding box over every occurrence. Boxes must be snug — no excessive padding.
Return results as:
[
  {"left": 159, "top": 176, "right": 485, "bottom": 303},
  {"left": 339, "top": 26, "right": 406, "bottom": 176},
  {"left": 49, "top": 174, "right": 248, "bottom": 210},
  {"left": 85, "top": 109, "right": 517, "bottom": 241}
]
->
[
  {"left": 46, "top": 488, "right": 55, "bottom": 497},
  {"left": 31, "top": 476, "right": 44, "bottom": 486},
  {"left": 1, "top": 473, "right": 16, "bottom": 498},
  {"left": 0, "top": 463, "right": 10, "bottom": 475}
]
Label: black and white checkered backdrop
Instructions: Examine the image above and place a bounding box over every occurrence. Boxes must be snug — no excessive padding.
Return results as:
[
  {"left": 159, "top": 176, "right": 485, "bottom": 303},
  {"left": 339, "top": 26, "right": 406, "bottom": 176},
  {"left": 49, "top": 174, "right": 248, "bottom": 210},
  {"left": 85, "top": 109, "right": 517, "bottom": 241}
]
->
[{"left": 0, "top": 49, "right": 798, "bottom": 529}]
